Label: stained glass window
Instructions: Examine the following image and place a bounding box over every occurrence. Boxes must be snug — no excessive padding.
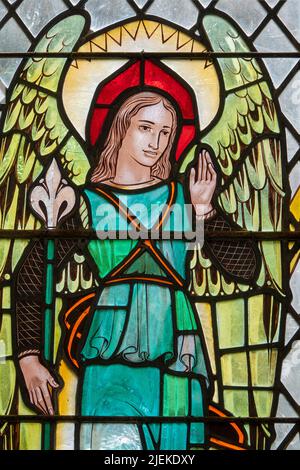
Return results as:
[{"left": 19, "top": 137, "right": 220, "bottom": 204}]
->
[{"left": 0, "top": 0, "right": 299, "bottom": 452}]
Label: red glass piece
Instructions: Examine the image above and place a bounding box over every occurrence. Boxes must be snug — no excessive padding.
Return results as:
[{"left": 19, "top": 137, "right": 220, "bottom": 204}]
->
[
  {"left": 90, "top": 108, "right": 110, "bottom": 145},
  {"left": 175, "top": 125, "right": 195, "bottom": 160},
  {"left": 96, "top": 61, "right": 141, "bottom": 105},
  {"left": 144, "top": 60, "right": 194, "bottom": 120}
]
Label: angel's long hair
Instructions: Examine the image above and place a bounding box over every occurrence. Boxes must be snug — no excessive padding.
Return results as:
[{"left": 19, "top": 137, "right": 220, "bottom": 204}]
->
[{"left": 91, "top": 91, "right": 177, "bottom": 183}]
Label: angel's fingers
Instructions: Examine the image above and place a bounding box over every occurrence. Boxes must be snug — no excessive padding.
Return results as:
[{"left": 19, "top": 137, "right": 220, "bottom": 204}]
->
[
  {"left": 201, "top": 152, "right": 208, "bottom": 182},
  {"left": 205, "top": 150, "right": 212, "bottom": 164},
  {"left": 29, "top": 390, "right": 35, "bottom": 406},
  {"left": 41, "top": 383, "right": 54, "bottom": 415},
  {"left": 30, "top": 388, "right": 44, "bottom": 414},
  {"left": 35, "top": 387, "right": 48, "bottom": 414},
  {"left": 189, "top": 167, "right": 196, "bottom": 188},
  {"left": 198, "top": 151, "right": 204, "bottom": 181}
]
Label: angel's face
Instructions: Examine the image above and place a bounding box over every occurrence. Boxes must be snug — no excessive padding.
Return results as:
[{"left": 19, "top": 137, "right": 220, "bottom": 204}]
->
[{"left": 118, "top": 102, "right": 173, "bottom": 168}]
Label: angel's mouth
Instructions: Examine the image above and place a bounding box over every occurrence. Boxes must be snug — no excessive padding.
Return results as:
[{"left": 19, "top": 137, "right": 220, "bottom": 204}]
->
[{"left": 143, "top": 150, "right": 158, "bottom": 157}]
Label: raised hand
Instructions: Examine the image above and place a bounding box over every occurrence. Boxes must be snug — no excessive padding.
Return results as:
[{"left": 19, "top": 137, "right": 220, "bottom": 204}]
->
[
  {"left": 19, "top": 355, "right": 60, "bottom": 415},
  {"left": 189, "top": 149, "right": 217, "bottom": 217}
]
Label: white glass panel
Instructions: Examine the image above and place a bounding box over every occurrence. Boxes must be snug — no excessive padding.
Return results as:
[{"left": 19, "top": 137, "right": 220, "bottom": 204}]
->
[
  {"left": 147, "top": 0, "right": 199, "bottom": 29},
  {"left": 0, "top": 1, "right": 7, "bottom": 21},
  {"left": 281, "top": 340, "right": 300, "bottom": 406},
  {"left": 284, "top": 313, "right": 300, "bottom": 346},
  {"left": 216, "top": 0, "right": 266, "bottom": 36},
  {"left": 85, "top": 0, "right": 136, "bottom": 32},
  {"left": 17, "top": 0, "right": 67, "bottom": 37},
  {"left": 272, "top": 394, "right": 297, "bottom": 449},
  {"left": 0, "top": 78, "right": 5, "bottom": 104},
  {"left": 254, "top": 20, "right": 298, "bottom": 88},
  {"left": 0, "top": 19, "right": 31, "bottom": 86},
  {"left": 285, "top": 128, "right": 299, "bottom": 162},
  {"left": 286, "top": 432, "right": 300, "bottom": 450},
  {"left": 133, "top": 0, "right": 150, "bottom": 8},
  {"left": 279, "top": 70, "right": 300, "bottom": 134},
  {"left": 278, "top": 0, "right": 300, "bottom": 43},
  {"left": 291, "top": 254, "right": 300, "bottom": 311}
]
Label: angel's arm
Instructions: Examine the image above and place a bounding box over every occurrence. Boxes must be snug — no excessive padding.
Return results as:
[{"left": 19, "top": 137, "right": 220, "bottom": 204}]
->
[
  {"left": 203, "top": 212, "right": 258, "bottom": 282},
  {"left": 15, "top": 217, "right": 85, "bottom": 359}
]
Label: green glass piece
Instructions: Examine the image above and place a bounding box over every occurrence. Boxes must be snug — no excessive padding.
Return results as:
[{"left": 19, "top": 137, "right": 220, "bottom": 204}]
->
[
  {"left": 250, "top": 349, "right": 278, "bottom": 387},
  {"left": 223, "top": 389, "right": 249, "bottom": 417},
  {"left": 221, "top": 352, "right": 248, "bottom": 386},
  {"left": 216, "top": 298, "right": 245, "bottom": 349},
  {"left": 43, "top": 423, "right": 51, "bottom": 451},
  {"left": 45, "top": 263, "right": 53, "bottom": 305},
  {"left": 253, "top": 391, "right": 273, "bottom": 417},
  {"left": 124, "top": 251, "right": 166, "bottom": 276},
  {"left": 175, "top": 290, "right": 197, "bottom": 331},
  {"left": 47, "top": 239, "right": 55, "bottom": 261},
  {"left": 44, "top": 307, "right": 52, "bottom": 361}
]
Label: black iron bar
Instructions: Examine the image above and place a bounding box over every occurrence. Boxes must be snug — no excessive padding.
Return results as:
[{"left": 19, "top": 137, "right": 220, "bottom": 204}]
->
[
  {"left": 0, "top": 415, "right": 300, "bottom": 423},
  {"left": 0, "top": 229, "right": 299, "bottom": 240},
  {"left": 0, "top": 51, "right": 299, "bottom": 59}
]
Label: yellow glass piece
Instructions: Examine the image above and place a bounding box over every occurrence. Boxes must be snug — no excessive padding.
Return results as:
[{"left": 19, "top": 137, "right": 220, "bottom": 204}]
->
[
  {"left": 195, "top": 302, "right": 216, "bottom": 374},
  {"left": 2, "top": 286, "right": 11, "bottom": 308},
  {"left": 0, "top": 314, "right": 12, "bottom": 357},
  {"left": 221, "top": 352, "right": 248, "bottom": 386},
  {"left": 0, "top": 360, "right": 15, "bottom": 433},
  {"left": 291, "top": 250, "right": 300, "bottom": 275},
  {"left": 290, "top": 185, "right": 300, "bottom": 222},
  {"left": 18, "top": 390, "right": 42, "bottom": 450},
  {"left": 250, "top": 349, "right": 278, "bottom": 387},
  {"left": 248, "top": 295, "right": 266, "bottom": 345},
  {"left": 248, "top": 295, "right": 280, "bottom": 345},
  {"left": 53, "top": 297, "right": 63, "bottom": 363},
  {"left": 224, "top": 389, "right": 249, "bottom": 417},
  {"left": 56, "top": 360, "right": 78, "bottom": 450},
  {"left": 216, "top": 298, "right": 245, "bottom": 349},
  {"left": 253, "top": 391, "right": 273, "bottom": 417}
]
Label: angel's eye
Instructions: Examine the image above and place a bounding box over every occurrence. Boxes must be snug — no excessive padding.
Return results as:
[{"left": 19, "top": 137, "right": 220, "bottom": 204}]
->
[
  {"left": 139, "top": 125, "right": 152, "bottom": 132},
  {"left": 161, "top": 130, "right": 170, "bottom": 137}
]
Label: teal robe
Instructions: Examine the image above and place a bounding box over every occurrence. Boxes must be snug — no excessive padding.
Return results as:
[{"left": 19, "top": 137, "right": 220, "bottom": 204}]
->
[{"left": 79, "top": 181, "right": 210, "bottom": 450}]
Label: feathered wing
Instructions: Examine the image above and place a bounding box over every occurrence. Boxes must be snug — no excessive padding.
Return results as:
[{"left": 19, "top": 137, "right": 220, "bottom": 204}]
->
[
  {"left": 180, "top": 15, "right": 285, "bottom": 448},
  {"left": 0, "top": 14, "right": 90, "bottom": 447}
]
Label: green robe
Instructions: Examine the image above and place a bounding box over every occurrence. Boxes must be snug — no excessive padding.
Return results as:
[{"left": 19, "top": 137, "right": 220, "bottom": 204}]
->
[{"left": 79, "top": 181, "right": 210, "bottom": 450}]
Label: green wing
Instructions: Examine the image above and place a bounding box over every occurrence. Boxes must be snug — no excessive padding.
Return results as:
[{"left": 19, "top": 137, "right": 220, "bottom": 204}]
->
[
  {"left": 180, "top": 15, "right": 285, "bottom": 448},
  {"left": 0, "top": 14, "right": 90, "bottom": 446}
]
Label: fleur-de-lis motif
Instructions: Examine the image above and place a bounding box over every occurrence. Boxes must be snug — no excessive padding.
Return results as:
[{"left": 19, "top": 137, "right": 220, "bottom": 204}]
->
[{"left": 30, "top": 159, "right": 76, "bottom": 228}]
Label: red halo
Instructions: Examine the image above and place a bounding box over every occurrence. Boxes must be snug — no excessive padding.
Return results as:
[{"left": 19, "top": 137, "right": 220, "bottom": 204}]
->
[{"left": 89, "top": 59, "right": 197, "bottom": 161}]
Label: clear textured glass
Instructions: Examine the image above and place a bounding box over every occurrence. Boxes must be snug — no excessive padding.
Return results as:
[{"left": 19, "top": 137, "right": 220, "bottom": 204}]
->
[
  {"left": 0, "top": 1, "right": 7, "bottom": 21},
  {"left": 254, "top": 20, "right": 299, "bottom": 88},
  {"left": 272, "top": 394, "right": 297, "bottom": 449},
  {"left": 0, "top": 78, "right": 5, "bottom": 104},
  {"left": 16, "top": 0, "right": 67, "bottom": 37},
  {"left": 133, "top": 0, "right": 150, "bottom": 8},
  {"left": 0, "top": 19, "right": 31, "bottom": 86},
  {"left": 281, "top": 341, "right": 300, "bottom": 406},
  {"left": 278, "top": 0, "right": 300, "bottom": 43},
  {"left": 216, "top": 0, "right": 266, "bottom": 36},
  {"left": 85, "top": 0, "right": 136, "bottom": 32},
  {"left": 147, "top": 0, "right": 199, "bottom": 29},
  {"left": 265, "top": 0, "right": 281, "bottom": 7},
  {"left": 286, "top": 433, "right": 300, "bottom": 450},
  {"left": 197, "top": 0, "right": 214, "bottom": 7},
  {"left": 279, "top": 70, "right": 300, "bottom": 134},
  {"left": 285, "top": 128, "right": 299, "bottom": 162},
  {"left": 284, "top": 313, "right": 300, "bottom": 346}
]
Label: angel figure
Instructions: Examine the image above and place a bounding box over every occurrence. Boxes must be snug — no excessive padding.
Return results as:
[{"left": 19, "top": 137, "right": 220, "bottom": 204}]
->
[{"left": 0, "top": 12, "right": 285, "bottom": 451}]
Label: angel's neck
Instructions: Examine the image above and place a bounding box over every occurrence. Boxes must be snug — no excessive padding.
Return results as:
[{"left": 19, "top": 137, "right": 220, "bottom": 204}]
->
[{"left": 113, "top": 150, "right": 152, "bottom": 185}]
